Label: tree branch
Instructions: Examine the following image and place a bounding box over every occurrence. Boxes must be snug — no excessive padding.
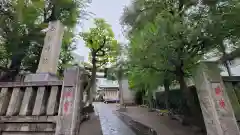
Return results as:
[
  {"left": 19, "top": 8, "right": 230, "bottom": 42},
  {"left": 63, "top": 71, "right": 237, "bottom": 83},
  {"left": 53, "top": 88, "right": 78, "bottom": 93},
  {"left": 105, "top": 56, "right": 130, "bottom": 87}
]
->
[
  {"left": 131, "top": 64, "right": 176, "bottom": 74},
  {"left": 96, "top": 59, "right": 108, "bottom": 68},
  {"left": 96, "top": 38, "right": 106, "bottom": 52},
  {"left": 143, "top": 65, "right": 176, "bottom": 74},
  {"left": 96, "top": 49, "right": 106, "bottom": 56}
]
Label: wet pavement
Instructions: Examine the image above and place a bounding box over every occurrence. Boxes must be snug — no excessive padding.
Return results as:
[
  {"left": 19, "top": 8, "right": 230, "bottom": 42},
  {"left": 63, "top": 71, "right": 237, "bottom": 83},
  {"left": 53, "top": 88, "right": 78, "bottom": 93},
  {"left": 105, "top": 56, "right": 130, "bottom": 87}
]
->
[{"left": 94, "top": 102, "right": 136, "bottom": 135}]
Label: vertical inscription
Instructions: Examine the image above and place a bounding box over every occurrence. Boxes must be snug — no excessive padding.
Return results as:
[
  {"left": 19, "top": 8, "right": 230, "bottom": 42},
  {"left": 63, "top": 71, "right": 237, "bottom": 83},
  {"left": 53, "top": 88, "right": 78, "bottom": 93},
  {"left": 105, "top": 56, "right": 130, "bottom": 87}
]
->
[
  {"left": 37, "top": 21, "right": 58, "bottom": 73},
  {"left": 219, "top": 99, "right": 226, "bottom": 109},
  {"left": 62, "top": 87, "right": 73, "bottom": 115},
  {"left": 210, "top": 82, "right": 240, "bottom": 135},
  {"left": 215, "top": 86, "right": 222, "bottom": 96},
  {"left": 50, "top": 25, "right": 56, "bottom": 31},
  {"left": 44, "top": 45, "right": 50, "bottom": 51},
  {"left": 43, "top": 58, "right": 48, "bottom": 64},
  {"left": 212, "top": 83, "right": 226, "bottom": 110}
]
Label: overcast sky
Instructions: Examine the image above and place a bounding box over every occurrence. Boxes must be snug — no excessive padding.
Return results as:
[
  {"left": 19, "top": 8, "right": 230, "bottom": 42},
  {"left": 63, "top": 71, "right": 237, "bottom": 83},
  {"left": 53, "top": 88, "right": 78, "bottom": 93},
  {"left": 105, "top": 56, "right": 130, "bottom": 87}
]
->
[{"left": 74, "top": 0, "right": 131, "bottom": 62}]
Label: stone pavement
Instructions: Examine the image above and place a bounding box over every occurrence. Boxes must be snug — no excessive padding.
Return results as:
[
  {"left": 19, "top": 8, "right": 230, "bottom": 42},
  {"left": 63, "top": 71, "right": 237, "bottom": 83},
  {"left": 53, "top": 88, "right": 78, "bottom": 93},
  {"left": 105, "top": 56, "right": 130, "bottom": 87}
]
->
[
  {"left": 95, "top": 102, "right": 136, "bottom": 135},
  {"left": 80, "top": 102, "right": 137, "bottom": 135},
  {"left": 79, "top": 111, "right": 103, "bottom": 135},
  {"left": 119, "top": 106, "right": 205, "bottom": 135}
]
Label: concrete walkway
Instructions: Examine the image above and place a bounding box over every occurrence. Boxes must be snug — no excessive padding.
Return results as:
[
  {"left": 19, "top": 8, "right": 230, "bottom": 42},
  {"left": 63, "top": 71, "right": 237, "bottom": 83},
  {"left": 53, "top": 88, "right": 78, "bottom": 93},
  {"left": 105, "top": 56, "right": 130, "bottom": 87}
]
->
[
  {"left": 119, "top": 106, "right": 205, "bottom": 135},
  {"left": 80, "top": 103, "right": 137, "bottom": 135},
  {"left": 79, "top": 110, "right": 103, "bottom": 135},
  {"left": 95, "top": 102, "right": 136, "bottom": 135}
]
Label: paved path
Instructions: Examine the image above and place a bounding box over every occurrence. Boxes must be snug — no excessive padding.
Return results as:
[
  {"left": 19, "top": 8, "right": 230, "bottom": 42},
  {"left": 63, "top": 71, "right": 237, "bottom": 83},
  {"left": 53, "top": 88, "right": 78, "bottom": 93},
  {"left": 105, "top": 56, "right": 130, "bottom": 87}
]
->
[
  {"left": 79, "top": 106, "right": 103, "bottom": 135},
  {"left": 121, "top": 106, "right": 205, "bottom": 135},
  {"left": 94, "top": 102, "right": 136, "bottom": 135}
]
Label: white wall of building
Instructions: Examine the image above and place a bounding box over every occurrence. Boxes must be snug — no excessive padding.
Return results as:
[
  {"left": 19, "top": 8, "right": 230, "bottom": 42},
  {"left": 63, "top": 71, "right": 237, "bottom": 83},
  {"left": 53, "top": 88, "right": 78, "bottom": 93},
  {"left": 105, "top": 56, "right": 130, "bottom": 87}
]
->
[{"left": 97, "top": 78, "right": 118, "bottom": 89}]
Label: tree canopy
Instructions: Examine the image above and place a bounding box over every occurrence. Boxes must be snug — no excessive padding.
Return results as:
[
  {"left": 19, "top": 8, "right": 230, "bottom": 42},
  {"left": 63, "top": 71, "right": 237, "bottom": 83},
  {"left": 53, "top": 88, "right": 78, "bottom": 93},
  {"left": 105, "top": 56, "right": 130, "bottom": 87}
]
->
[
  {"left": 121, "top": 0, "right": 240, "bottom": 114},
  {"left": 0, "top": 0, "right": 90, "bottom": 80}
]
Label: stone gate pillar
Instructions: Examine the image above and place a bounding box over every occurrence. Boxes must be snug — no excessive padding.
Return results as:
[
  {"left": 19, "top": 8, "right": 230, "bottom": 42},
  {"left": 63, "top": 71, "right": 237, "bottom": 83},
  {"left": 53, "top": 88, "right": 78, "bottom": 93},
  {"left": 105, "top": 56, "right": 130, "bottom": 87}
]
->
[
  {"left": 194, "top": 61, "right": 240, "bottom": 135},
  {"left": 24, "top": 20, "right": 64, "bottom": 82},
  {"left": 55, "top": 66, "right": 84, "bottom": 135}
]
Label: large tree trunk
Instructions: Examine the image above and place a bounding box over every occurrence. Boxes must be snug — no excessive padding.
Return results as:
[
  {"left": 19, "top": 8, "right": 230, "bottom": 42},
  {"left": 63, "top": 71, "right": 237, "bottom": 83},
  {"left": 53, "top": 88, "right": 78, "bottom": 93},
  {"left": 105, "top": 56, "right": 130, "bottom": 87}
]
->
[
  {"left": 177, "top": 69, "right": 195, "bottom": 115},
  {"left": 163, "top": 79, "right": 170, "bottom": 110},
  {"left": 224, "top": 61, "right": 232, "bottom": 76},
  {"left": 147, "top": 90, "right": 154, "bottom": 112},
  {"left": 177, "top": 70, "right": 194, "bottom": 125},
  {"left": 0, "top": 53, "right": 25, "bottom": 81},
  {"left": 88, "top": 54, "right": 97, "bottom": 107},
  {"left": 177, "top": 68, "right": 204, "bottom": 126}
]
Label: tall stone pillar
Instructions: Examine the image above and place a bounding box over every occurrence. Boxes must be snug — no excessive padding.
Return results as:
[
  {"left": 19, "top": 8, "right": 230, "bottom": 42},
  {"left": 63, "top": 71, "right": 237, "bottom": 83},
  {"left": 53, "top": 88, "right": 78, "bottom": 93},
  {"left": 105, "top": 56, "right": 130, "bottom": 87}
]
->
[
  {"left": 24, "top": 20, "right": 64, "bottom": 82},
  {"left": 121, "top": 78, "right": 134, "bottom": 105},
  {"left": 194, "top": 61, "right": 240, "bottom": 135},
  {"left": 118, "top": 79, "right": 124, "bottom": 106}
]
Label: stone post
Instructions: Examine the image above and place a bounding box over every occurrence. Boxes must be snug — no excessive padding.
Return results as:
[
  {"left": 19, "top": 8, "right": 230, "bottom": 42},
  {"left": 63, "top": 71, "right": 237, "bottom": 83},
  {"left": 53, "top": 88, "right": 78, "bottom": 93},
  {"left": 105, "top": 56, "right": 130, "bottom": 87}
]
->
[
  {"left": 24, "top": 20, "right": 64, "bottom": 82},
  {"left": 193, "top": 61, "right": 240, "bottom": 135},
  {"left": 55, "top": 66, "right": 84, "bottom": 135},
  {"left": 118, "top": 79, "right": 124, "bottom": 105},
  {"left": 122, "top": 78, "right": 135, "bottom": 105}
]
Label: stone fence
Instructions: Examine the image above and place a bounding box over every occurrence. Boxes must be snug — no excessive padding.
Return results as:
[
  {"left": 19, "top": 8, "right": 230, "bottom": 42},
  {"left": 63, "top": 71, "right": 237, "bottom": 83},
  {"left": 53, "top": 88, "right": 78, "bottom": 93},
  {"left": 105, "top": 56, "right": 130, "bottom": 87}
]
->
[{"left": 0, "top": 66, "right": 88, "bottom": 135}]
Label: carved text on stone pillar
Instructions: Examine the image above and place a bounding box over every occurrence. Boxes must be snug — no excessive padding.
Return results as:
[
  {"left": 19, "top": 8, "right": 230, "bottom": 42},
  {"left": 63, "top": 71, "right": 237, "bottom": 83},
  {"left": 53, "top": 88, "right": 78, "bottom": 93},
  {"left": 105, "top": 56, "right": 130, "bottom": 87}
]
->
[
  {"left": 212, "top": 83, "right": 226, "bottom": 110},
  {"left": 42, "top": 58, "right": 48, "bottom": 64},
  {"left": 50, "top": 25, "right": 56, "bottom": 31},
  {"left": 215, "top": 86, "right": 222, "bottom": 96},
  {"left": 219, "top": 99, "right": 226, "bottom": 109},
  {"left": 63, "top": 87, "right": 73, "bottom": 115},
  {"left": 44, "top": 45, "right": 50, "bottom": 51},
  {"left": 37, "top": 21, "right": 64, "bottom": 74}
]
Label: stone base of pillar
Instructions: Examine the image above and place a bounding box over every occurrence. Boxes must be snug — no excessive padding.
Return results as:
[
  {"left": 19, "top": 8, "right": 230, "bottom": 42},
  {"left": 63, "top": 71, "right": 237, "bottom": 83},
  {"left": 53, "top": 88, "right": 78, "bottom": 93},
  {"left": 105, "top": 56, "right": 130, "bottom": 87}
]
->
[{"left": 24, "top": 72, "right": 59, "bottom": 82}]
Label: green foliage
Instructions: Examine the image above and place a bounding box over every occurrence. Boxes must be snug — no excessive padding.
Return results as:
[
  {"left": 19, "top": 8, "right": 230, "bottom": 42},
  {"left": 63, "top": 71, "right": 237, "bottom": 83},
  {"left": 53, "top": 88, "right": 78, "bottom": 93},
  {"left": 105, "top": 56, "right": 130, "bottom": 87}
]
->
[
  {"left": 80, "top": 18, "right": 119, "bottom": 68},
  {"left": 156, "top": 89, "right": 185, "bottom": 111},
  {"left": 120, "top": 1, "right": 240, "bottom": 122},
  {"left": 57, "top": 30, "right": 76, "bottom": 76},
  {"left": 0, "top": 0, "right": 90, "bottom": 80},
  {"left": 122, "top": 0, "right": 240, "bottom": 91},
  {"left": 79, "top": 18, "right": 119, "bottom": 93},
  {"left": 120, "top": 0, "right": 240, "bottom": 116}
]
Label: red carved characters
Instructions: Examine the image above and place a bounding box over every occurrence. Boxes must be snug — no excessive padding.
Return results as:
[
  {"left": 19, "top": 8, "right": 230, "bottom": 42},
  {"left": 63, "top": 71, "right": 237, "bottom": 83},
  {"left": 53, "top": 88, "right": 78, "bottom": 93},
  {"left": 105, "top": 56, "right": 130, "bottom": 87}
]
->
[
  {"left": 64, "top": 91, "right": 72, "bottom": 97},
  {"left": 63, "top": 89, "right": 73, "bottom": 114},
  {"left": 215, "top": 86, "right": 222, "bottom": 96},
  {"left": 64, "top": 101, "right": 70, "bottom": 112},
  {"left": 219, "top": 99, "right": 226, "bottom": 108},
  {"left": 213, "top": 84, "right": 226, "bottom": 109}
]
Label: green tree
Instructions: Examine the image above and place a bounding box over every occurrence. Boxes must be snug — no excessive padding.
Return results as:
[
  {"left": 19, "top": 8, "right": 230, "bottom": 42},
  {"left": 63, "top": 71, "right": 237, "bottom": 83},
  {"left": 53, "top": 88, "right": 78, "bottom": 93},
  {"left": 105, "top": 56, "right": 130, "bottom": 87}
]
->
[
  {"left": 0, "top": 0, "right": 90, "bottom": 81},
  {"left": 127, "top": 42, "right": 176, "bottom": 110},
  {"left": 79, "top": 18, "right": 119, "bottom": 106},
  {"left": 121, "top": 0, "right": 215, "bottom": 119},
  {"left": 188, "top": 0, "right": 240, "bottom": 76},
  {"left": 122, "top": 0, "right": 240, "bottom": 126},
  {"left": 57, "top": 30, "right": 76, "bottom": 77}
]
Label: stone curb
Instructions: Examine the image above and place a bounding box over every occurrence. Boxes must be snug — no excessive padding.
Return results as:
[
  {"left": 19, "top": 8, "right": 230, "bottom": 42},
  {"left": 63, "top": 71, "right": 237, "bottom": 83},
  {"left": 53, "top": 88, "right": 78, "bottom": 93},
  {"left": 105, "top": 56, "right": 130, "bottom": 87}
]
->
[
  {"left": 116, "top": 111, "right": 157, "bottom": 135},
  {"left": 154, "top": 108, "right": 204, "bottom": 133}
]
